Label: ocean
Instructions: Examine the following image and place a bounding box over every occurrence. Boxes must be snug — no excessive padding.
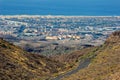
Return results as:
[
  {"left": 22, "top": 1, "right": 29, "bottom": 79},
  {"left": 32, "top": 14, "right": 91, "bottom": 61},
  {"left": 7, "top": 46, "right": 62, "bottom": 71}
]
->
[{"left": 0, "top": 0, "right": 120, "bottom": 16}]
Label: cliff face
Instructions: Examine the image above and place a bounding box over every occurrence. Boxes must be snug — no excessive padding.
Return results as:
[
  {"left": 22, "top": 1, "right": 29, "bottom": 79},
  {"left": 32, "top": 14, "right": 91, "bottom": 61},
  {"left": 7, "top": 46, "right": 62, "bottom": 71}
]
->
[
  {"left": 0, "top": 38, "right": 65, "bottom": 80},
  {"left": 62, "top": 31, "right": 120, "bottom": 80}
]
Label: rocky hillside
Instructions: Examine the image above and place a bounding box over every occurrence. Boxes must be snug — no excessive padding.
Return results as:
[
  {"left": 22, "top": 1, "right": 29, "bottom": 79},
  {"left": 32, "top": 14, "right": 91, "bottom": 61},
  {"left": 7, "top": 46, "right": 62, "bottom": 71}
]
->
[
  {"left": 0, "top": 38, "right": 66, "bottom": 80},
  {"left": 62, "top": 31, "right": 120, "bottom": 80},
  {"left": 106, "top": 31, "right": 120, "bottom": 43},
  {"left": 0, "top": 31, "right": 120, "bottom": 80}
]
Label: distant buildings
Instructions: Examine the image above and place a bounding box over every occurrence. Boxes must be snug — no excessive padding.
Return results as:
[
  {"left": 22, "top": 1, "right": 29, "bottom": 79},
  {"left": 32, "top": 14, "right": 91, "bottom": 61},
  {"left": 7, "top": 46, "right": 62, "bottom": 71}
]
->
[{"left": 0, "top": 15, "right": 120, "bottom": 44}]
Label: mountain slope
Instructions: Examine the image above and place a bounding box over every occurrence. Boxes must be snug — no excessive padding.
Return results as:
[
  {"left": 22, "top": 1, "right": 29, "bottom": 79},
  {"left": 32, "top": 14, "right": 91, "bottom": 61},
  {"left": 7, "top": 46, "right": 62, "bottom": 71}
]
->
[
  {"left": 0, "top": 38, "right": 66, "bottom": 80},
  {"left": 1, "top": 31, "right": 120, "bottom": 80},
  {"left": 62, "top": 31, "right": 120, "bottom": 80}
]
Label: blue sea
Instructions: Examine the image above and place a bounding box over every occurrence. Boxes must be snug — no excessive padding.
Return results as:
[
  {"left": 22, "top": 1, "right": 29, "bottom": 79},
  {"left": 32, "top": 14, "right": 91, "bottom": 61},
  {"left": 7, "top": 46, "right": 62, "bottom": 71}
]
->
[{"left": 0, "top": 0, "right": 120, "bottom": 16}]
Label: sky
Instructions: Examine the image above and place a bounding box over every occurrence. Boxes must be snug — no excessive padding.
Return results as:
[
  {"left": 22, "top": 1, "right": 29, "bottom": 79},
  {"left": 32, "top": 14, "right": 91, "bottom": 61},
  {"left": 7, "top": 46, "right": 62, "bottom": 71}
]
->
[{"left": 0, "top": 0, "right": 120, "bottom": 15}]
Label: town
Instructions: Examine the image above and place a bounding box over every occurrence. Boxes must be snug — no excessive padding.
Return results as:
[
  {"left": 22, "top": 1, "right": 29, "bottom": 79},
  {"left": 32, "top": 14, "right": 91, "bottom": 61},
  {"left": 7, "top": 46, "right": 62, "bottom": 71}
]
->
[
  {"left": 0, "top": 15, "right": 120, "bottom": 41},
  {"left": 0, "top": 15, "right": 120, "bottom": 55}
]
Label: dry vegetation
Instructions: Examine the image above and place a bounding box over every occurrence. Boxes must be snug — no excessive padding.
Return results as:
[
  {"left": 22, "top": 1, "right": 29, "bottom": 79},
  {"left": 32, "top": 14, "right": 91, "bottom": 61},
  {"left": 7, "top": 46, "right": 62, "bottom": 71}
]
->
[
  {"left": 0, "top": 31, "right": 120, "bottom": 80},
  {"left": 0, "top": 38, "right": 89, "bottom": 80},
  {"left": 50, "top": 47, "right": 96, "bottom": 69},
  {"left": 0, "top": 38, "right": 66, "bottom": 80},
  {"left": 62, "top": 31, "right": 120, "bottom": 80}
]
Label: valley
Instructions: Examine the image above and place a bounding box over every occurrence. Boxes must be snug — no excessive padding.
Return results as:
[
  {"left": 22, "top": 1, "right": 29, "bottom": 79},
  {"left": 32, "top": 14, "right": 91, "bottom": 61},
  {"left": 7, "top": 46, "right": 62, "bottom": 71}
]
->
[{"left": 0, "top": 31, "right": 120, "bottom": 80}]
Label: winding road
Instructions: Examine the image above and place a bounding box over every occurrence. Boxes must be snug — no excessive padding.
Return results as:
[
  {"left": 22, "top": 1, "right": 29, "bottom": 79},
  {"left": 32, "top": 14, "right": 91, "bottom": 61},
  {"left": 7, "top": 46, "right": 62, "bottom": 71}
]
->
[{"left": 52, "top": 58, "right": 91, "bottom": 80}]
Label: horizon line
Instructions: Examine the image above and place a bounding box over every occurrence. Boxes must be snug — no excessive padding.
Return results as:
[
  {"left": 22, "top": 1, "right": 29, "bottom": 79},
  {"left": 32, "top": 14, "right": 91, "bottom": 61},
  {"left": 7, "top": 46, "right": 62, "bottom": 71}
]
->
[{"left": 0, "top": 15, "right": 120, "bottom": 17}]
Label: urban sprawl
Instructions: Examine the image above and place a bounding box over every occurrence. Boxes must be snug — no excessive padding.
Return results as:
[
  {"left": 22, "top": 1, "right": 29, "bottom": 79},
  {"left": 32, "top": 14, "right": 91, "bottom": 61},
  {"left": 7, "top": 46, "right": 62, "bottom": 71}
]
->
[{"left": 0, "top": 15, "right": 120, "bottom": 46}]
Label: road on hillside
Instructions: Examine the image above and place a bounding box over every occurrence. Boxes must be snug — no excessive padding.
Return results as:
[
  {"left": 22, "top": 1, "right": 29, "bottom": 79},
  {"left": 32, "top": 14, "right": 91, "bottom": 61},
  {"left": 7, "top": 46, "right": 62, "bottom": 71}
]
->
[{"left": 52, "top": 58, "right": 91, "bottom": 80}]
